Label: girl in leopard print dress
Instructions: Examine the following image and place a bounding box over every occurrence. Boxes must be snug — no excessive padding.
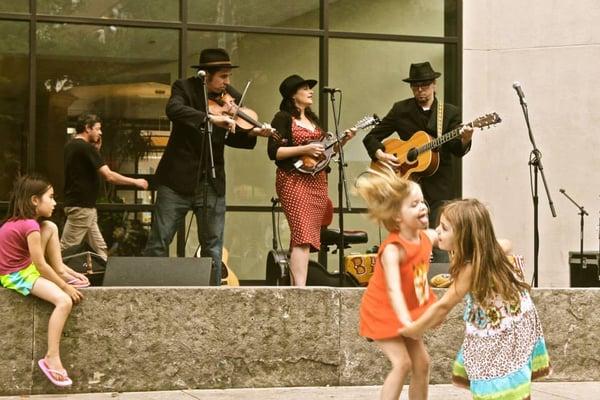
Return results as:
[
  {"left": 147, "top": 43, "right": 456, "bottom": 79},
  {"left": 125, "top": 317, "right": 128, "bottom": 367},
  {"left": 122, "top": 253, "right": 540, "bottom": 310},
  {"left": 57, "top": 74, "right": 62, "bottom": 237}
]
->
[{"left": 401, "top": 199, "right": 550, "bottom": 400}]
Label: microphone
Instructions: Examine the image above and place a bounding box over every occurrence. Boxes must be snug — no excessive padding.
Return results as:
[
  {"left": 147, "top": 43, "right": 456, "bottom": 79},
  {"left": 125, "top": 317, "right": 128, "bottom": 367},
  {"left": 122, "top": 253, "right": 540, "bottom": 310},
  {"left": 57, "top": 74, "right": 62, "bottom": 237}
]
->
[
  {"left": 559, "top": 188, "right": 565, "bottom": 194},
  {"left": 512, "top": 81, "right": 526, "bottom": 104},
  {"left": 322, "top": 87, "right": 341, "bottom": 93},
  {"left": 197, "top": 70, "right": 206, "bottom": 79}
]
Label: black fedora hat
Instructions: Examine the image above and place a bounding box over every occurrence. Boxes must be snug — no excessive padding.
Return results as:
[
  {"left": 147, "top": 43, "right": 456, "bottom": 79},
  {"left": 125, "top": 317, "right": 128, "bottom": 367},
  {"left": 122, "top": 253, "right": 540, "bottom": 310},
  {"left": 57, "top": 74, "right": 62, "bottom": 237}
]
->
[
  {"left": 402, "top": 62, "right": 441, "bottom": 83},
  {"left": 279, "top": 74, "right": 317, "bottom": 99},
  {"left": 279, "top": 74, "right": 317, "bottom": 111},
  {"left": 191, "top": 48, "right": 239, "bottom": 69}
]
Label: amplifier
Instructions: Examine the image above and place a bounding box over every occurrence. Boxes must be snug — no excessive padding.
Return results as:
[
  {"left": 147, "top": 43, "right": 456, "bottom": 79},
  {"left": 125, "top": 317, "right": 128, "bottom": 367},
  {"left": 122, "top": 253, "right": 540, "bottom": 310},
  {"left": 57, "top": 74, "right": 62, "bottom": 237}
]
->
[{"left": 568, "top": 251, "right": 600, "bottom": 287}]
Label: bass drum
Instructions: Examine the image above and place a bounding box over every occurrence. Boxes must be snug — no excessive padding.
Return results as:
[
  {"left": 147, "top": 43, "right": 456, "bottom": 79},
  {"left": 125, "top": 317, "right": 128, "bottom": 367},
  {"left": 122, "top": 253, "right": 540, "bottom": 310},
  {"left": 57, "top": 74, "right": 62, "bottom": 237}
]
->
[{"left": 265, "top": 249, "right": 291, "bottom": 286}]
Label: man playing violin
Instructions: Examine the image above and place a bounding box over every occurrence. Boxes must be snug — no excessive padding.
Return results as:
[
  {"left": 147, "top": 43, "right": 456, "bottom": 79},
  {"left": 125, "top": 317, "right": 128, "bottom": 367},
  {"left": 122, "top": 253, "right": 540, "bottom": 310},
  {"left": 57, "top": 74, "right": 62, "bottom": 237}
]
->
[
  {"left": 362, "top": 62, "right": 473, "bottom": 262},
  {"left": 143, "top": 48, "right": 271, "bottom": 285}
]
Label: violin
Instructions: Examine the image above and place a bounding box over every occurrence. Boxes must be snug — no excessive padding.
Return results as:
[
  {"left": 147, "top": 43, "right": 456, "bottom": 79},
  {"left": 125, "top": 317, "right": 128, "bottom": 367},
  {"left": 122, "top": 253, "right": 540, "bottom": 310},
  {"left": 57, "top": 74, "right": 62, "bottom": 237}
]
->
[{"left": 208, "top": 92, "right": 282, "bottom": 141}]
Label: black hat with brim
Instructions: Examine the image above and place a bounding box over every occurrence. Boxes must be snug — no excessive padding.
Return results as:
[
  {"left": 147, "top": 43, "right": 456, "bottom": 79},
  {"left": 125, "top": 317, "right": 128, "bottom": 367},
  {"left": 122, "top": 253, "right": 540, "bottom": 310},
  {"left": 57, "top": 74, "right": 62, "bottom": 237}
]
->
[
  {"left": 191, "top": 48, "right": 239, "bottom": 69},
  {"left": 278, "top": 74, "right": 317, "bottom": 110},
  {"left": 279, "top": 74, "right": 317, "bottom": 98},
  {"left": 402, "top": 61, "right": 441, "bottom": 83}
]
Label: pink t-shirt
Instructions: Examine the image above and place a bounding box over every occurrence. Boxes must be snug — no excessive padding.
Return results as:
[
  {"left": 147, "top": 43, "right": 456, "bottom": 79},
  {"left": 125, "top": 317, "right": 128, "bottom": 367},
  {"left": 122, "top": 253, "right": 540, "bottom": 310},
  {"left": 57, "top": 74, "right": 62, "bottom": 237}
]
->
[{"left": 0, "top": 219, "right": 40, "bottom": 275}]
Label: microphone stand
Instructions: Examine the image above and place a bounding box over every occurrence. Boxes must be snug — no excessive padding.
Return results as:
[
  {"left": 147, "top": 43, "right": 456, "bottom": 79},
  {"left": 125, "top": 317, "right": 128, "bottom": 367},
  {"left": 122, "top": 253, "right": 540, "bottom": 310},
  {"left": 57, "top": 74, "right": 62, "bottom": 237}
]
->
[
  {"left": 200, "top": 74, "right": 217, "bottom": 181},
  {"left": 327, "top": 90, "right": 351, "bottom": 287},
  {"left": 200, "top": 73, "right": 219, "bottom": 285},
  {"left": 517, "top": 93, "right": 557, "bottom": 287},
  {"left": 559, "top": 189, "right": 588, "bottom": 272}
]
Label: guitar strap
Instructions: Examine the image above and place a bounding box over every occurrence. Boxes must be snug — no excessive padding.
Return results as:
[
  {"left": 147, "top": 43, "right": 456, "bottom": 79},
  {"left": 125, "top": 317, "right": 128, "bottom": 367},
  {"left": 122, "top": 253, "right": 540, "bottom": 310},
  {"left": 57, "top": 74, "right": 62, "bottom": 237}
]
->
[{"left": 436, "top": 101, "right": 444, "bottom": 137}]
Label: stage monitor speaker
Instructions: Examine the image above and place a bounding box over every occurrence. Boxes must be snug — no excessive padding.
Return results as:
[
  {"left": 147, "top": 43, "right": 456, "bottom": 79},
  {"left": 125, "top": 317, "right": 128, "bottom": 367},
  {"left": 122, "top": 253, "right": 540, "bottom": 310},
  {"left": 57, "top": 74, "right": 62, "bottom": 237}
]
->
[
  {"left": 103, "top": 257, "right": 212, "bottom": 286},
  {"left": 569, "top": 251, "right": 600, "bottom": 287},
  {"left": 63, "top": 251, "right": 106, "bottom": 287}
]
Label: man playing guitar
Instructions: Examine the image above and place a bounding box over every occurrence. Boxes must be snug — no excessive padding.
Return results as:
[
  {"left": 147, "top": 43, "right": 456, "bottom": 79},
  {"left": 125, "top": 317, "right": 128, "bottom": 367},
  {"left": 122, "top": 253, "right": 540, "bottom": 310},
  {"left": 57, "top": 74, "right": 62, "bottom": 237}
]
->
[{"left": 362, "top": 62, "right": 473, "bottom": 262}]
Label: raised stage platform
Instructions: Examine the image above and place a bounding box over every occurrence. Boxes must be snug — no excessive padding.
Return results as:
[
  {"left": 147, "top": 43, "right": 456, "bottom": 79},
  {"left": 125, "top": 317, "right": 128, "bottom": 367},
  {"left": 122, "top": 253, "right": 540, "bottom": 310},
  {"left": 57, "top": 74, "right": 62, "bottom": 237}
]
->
[{"left": 1, "top": 287, "right": 598, "bottom": 395}]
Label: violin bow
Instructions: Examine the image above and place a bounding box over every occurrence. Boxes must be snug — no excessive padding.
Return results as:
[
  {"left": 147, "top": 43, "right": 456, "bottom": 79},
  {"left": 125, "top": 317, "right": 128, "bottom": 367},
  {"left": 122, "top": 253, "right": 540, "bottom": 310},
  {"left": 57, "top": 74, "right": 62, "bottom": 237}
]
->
[{"left": 229, "top": 80, "right": 252, "bottom": 131}]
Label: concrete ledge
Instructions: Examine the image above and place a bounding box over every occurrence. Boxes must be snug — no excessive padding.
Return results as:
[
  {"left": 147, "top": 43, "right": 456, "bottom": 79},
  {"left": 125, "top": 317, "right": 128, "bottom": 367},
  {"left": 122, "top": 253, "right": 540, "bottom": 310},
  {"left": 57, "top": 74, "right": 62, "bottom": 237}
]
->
[{"left": 1, "top": 287, "right": 598, "bottom": 395}]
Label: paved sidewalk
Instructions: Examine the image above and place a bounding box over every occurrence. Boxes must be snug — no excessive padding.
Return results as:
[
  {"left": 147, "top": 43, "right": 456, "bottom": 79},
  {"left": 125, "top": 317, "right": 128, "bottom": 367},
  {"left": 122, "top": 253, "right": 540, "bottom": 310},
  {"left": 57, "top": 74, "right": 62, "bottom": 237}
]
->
[{"left": 1, "top": 382, "right": 593, "bottom": 399}]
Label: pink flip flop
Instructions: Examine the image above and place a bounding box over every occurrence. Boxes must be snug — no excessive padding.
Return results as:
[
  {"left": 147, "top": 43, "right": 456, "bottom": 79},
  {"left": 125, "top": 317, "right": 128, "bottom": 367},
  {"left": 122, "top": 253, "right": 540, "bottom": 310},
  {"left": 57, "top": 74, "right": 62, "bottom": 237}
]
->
[
  {"left": 37, "top": 358, "right": 73, "bottom": 387},
  {"left": 67, "top": 278, "right": 90, "bottom": 288}
]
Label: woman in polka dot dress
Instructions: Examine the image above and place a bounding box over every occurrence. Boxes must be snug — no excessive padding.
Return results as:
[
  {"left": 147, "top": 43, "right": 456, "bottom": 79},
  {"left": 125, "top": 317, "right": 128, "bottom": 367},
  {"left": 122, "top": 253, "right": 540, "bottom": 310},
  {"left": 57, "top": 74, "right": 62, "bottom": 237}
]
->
[{"left": 268, "top": 74, "right": 355, "bottom": 286}]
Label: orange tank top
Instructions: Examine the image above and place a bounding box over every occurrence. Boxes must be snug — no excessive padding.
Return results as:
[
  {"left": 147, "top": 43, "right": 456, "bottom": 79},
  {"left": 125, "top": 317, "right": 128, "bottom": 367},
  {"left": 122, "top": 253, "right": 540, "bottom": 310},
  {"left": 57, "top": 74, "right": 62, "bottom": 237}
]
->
[{"left": 359, "top": 230, "right": 436, "bottom": 340}]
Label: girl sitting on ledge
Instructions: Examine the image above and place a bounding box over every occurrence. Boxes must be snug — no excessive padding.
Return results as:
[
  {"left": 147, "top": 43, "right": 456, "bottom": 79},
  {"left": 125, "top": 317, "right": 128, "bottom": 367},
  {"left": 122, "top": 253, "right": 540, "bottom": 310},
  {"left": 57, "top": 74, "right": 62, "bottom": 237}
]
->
[{"left": 0, "top": 175, "right": 86, "bottom": 387}]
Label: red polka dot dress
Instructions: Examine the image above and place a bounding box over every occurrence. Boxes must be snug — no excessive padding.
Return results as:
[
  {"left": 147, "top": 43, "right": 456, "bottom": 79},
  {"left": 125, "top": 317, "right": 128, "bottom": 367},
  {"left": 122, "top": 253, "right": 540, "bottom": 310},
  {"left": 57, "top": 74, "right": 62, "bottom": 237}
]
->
[{"left": 276, "top": 119, "right": 329, "bottom": 251}]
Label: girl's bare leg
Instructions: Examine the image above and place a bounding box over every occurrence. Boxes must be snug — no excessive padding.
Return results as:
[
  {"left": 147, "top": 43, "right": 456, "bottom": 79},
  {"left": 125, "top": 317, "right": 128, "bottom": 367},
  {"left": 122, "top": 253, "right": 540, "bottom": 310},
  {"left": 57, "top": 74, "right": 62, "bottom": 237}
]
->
[
  {"left": 30, "top": 277, "right": 73, "bottom": 381},
  {"left": 405, "top": 337, "right": 431, "bottom": 400},
  {"left": 376, "top": 337, "right": 413, "bottom": 400}
]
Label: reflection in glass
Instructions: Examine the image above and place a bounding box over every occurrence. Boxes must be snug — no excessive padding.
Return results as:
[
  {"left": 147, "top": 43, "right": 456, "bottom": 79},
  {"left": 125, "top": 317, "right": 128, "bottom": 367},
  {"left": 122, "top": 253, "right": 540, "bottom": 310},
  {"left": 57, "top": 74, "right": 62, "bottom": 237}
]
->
[
  {"left": 37, "top": 0, "right": 178, "bottom": 21},
  {"left": 0, "top": 0, "right": 28, "bottom": 13},
  {"left": 327, "top": 39, "right": 447, "bottom": 207},
  {"left": 329, "top": 0, "right": 453, "bottom": 36},
  {"left": 189, "top": 0, "right": 319, "bottom": 29},
  {"left": 0, "top": 21, "right": 28, "bottom": 200},
  {"left": 186, "top": 31, "right": 319, "bottom": 207},
  {"left": 35, "top": 23, "right": 178, "bottom": 255}
]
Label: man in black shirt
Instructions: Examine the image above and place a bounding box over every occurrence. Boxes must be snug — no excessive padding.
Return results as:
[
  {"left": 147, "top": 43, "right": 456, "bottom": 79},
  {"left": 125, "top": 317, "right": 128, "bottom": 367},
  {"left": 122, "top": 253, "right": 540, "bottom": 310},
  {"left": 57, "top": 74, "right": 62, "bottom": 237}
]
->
[
  {"left": 61, "top": 113, "right": 148, "bottom": 260},
  {"left": 363, "top": 62, "right": 473, "bottom": 262}
]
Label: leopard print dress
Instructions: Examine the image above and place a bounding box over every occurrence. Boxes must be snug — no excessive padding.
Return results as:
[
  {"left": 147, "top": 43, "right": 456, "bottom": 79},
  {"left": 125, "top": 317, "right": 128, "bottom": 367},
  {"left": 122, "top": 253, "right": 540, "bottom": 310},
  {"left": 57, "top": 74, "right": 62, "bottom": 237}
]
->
[{"left": 452, "top": 256, "right": 551, "bottom": 400}]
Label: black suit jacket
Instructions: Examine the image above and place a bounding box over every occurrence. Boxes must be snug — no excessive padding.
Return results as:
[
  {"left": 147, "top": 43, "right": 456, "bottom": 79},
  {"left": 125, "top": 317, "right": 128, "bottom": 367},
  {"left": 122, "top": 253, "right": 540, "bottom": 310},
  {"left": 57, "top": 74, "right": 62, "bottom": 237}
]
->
[
  {"left": 363, "top": 97, "right": 470, "bottom": 205},
  {"left": 154, "top": 77, "right": 257, "bottom": 196}
]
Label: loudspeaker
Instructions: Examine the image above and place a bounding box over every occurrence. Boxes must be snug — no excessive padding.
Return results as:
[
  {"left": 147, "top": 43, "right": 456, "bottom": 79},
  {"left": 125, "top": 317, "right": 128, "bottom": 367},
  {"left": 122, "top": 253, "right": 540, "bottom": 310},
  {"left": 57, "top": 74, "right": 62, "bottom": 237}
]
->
[
  {"left": 569, "top": 251, "right": 600, "bottom": 287},
  {"left": 102, "top": 257, "right": 212, "bottom": 286},
  {"left": 62, "top": 244, "right": 107, "bottom": 287}
]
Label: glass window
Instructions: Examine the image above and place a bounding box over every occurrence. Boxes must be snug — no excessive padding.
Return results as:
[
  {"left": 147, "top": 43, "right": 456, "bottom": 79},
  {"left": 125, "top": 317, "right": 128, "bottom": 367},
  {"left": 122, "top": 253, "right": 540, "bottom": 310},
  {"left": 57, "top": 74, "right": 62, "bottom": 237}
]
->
[
  {"left": 329, "top": 0, "right": 455, "bottom": 37},
  {"left": 0, "top": 21, "right": 28, "bottom": 200},
  {"left": 189, "top": 0, "right": 319, "bottom": 29},
  {"left": 164, "top": 210, "right": 288, "bottom": 280},
  {"left": 322, "top": 212, "right": 384, "bottom": 274},
  {"left": 228, "top": 211, "right": 284, "bottom": 280},
  {"left": 35, "top": 23, "right": 178, "bottom": 195},
  {"left": 0, "top": 0, "right": 28, "bottom": 13},
  {"left": 327, "top": 39, "right": 449, "bottom": 207},
  {"left": 186, "top": 31, "right": 319, "bottom": 207},
  {"left": 37, "top": 0, "right": 179, "bottom": 21},
  {"left": 35, "top": 23, "right": 178, "bottom": 253}
]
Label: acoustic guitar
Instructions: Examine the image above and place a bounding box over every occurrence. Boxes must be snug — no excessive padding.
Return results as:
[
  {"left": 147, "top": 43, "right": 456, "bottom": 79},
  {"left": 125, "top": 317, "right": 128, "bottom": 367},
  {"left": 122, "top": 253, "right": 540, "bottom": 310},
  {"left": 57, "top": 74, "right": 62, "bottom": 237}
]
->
[
  {"left": 294, "top": 114, "right": 380, "bottom": 175},
  {"left": 371, "top": 112, "right": 501, "bottom": 180},
  {"left": 195, "top": 245, "right": 239, "bottom": 286},
  {"left": 220, "top": 247, "right": 240, "bottom": 286}
]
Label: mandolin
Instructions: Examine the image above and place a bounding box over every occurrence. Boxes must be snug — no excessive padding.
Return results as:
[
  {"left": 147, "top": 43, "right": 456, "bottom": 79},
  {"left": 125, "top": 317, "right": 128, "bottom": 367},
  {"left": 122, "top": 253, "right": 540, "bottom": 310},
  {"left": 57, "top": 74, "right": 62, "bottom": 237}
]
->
[
  {"left": 371, "top": 112, "right": 501, "bottom": 181},
  {"left": 294, "top": 114, "right": 380, "bottom": 175}
]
